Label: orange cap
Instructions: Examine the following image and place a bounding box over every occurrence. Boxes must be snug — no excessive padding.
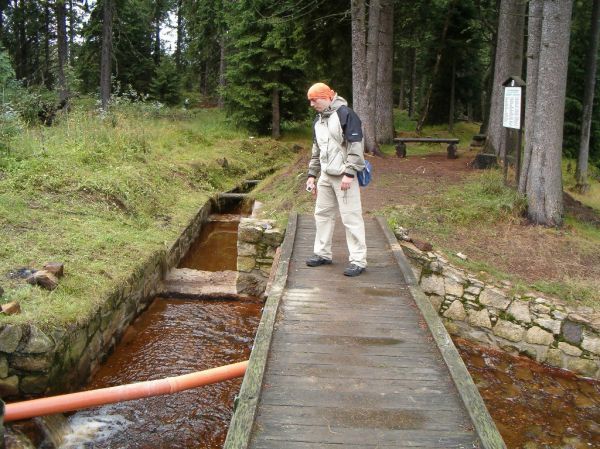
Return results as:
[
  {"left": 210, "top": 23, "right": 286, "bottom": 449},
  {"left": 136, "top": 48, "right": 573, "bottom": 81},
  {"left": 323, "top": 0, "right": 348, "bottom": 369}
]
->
[{"left": 307, "top": 83, "right": 335, "bottom": 100}]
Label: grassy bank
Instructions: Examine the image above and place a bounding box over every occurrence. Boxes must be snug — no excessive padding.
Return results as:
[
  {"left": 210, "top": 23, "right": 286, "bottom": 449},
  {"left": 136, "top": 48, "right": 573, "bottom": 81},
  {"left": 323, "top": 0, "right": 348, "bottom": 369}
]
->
[{"left": 0, "top": 102, "right": 298, "bottom": 327}]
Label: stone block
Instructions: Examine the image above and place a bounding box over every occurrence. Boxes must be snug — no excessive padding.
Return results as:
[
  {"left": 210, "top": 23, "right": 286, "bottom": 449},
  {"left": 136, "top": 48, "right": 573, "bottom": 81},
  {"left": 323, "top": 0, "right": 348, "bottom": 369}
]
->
[
  {"left": 11, "top": 352, "right": 55, "bottom": 372},
  {"left": 68, "top": 329, "right": 89, "bottom": 363},
  {"left": 444, "top": 277, "right": 464, "bottom": 297},
  {"left": 465, "top": 285, "right": 482, "bottom": 296},
  {"left": 507, "top": 300, "right": 531, "bottom": 323},
  {"left": 0, "top": 355, "right": 8, "bottom": 377},
  {"left": 0, "top": 375, "right": 19, "bottom": 397},
  {"left": 237, "top": 242, "right": 257, "bottom": 257},
  {"left": 22, "top": 326, "right": 55, "bottom": 354},
  {"left": 545, "top": 348, "right": 563, "bottom": 367},
  {"left": 562, "top": 320, "right": 583, "bottom": 345},
  {"left": 238, "top": 222, "right": 263, "bottom": 243},
  {"left": 443, "top": 300, "right": 466, "bottom": 321},
  {"left": 427, "top": 295, "right": 443, "bottom": 312},
  {"left": 582, "top": 333, "right": 600, "bottom": 355},
  {"left": 0, "top": 325, "right": 23, "bottom": 353},
  {"left": 20, "top": 375, "right": 49, "bottom": 395},
  {"left": 479, "top": 287, "right": 511, "bottom": 310},
  {"left": 237, "top": 256, "right": 256, "bottom": 273},
  {"left": 525, "top": 326, "right": 554, "bottom": 346},
  {"left": 263, "top": 228, "right": 284, "bottom": 247},
  {"left": 493, "top": 319, "right": 525, "bottom": 342},
  {"left": 534, "top": 317, "right": 561, "bottom": 335},
  {"left": 421, "top": 274, "right": 445, "bottom": 296},
  {"left": 467, "top": 309, "right": 492, "bottom": 329},
  {"left": 558, "top": 342, "right": 582, "bottom": 357},
  {"left": 567, "top": 358, "right": 599, "bottom": 378}
]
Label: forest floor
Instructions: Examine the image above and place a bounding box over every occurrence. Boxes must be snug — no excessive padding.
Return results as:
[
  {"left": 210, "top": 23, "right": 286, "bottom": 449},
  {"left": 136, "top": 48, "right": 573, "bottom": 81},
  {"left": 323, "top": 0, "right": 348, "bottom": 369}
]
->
[{"left": 258, "top": 141, "right": 600, "bottom": 309}]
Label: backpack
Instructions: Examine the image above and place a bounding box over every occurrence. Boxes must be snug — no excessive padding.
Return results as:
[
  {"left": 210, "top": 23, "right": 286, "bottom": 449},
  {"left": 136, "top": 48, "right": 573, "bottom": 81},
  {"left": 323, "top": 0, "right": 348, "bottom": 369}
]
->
[{"left": 357, "top": 159, "right": 372, "bottom": 187}]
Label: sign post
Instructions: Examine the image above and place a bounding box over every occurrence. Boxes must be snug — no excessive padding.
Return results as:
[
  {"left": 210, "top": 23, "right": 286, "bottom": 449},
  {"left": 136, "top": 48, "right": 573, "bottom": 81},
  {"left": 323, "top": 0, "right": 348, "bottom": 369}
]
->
[{"left": 502, "top": 76, "right": 526, "bottom": 186}]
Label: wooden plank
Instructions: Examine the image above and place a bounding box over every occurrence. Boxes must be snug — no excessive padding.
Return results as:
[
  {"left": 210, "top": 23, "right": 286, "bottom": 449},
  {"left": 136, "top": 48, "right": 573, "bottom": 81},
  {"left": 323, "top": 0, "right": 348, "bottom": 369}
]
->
[
  {"left": 376, "top": 216, "right": 507, "bottom": 449},
  {"left": 223, "top": 213, "right": 298, "bottom": 449}
]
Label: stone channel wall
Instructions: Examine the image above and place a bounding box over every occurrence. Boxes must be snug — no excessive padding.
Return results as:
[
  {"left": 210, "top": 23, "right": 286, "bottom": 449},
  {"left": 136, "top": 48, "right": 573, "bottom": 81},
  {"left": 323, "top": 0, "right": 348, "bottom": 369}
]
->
[
  {"left": 236, "top": 218, "right": 284, "bottom": 297},
  {"left": 401, "top": 241, "right": 600, "bottom": 379},
  {"left": 0, "top": 202, "right": 213, "bottom": 400}
]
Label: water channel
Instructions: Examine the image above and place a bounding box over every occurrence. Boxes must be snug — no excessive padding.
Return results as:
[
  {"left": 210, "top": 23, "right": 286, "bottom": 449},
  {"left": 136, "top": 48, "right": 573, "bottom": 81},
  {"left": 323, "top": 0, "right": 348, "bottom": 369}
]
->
[{"left": 4, "top": 193, "right": 600, "bottom": 448}]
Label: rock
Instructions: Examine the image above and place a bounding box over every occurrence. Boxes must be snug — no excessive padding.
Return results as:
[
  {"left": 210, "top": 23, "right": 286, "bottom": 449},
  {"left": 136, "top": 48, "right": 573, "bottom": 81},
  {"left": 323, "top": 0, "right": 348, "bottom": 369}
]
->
[
  {"left": 567, "top": 358, "right": 599, "bottom": 378},
  {"left": 26, "top": 270, "right": 59, "bottom": 290},
  {"left": 534, "top": 317, "right": 561, "bottom": 335},
  {"left": 427, "top": 295, "right": 443, "bottom": 312},
  {"left": 558, "top": 342, "right": 582, "bottom": 357},
  {"left": 562, "top": 320, "right": 583, "bottom": 345},
  {"left": 22, "top": 326, "right": 55, "bottom": 354},
  {"left": 43, "top": 262, "right": 64, "bottom": 277},
  {"left": 411, "top": 238, "right": 433, "bottom": 252},
  {"left": 1, "top": 301, "right": 21, "bottom": 315},
  {"left": 444, "top": 300, "right": 466, "bottom": 321},
  {"left": 11, "top": 353, "right": 55, "bottom": 371},
  {"left": 479, "top": 287, "right": 511, "bottom": 310},
  {"left": 444, "top": 277, "right": 464, "bottom": 297},
  {"left": 0, "top": 375, "right": 19, "bottom": 397},
  {"left": 581, "top": 333, "right": 600, "bottom": 355},
  {"left": 525, "top": 326, "right": 554, "bottom": 346},
  {"left": 467, "top": 309, "right": 492, "bottom": 329},
  {"left": 20, "top": 375, "right": 49, "bottom": 395},
  {"left": 394, "top": 226, "right": 410, "bottom": 241},
  {"left": 507, "top": 300, "right": 531, "bottom": 323},
  {"left": 493, "top": 319, "right": 525, "bottom": 342},
  {"left": 237, "top": 242, "right": 257, "bottom": 257},
  {"left": 545, "top": 348, "right": 563, "bottom": 367},
  {"left": 421, "top": 274, "right": 445, "bottom": 296},
  {"left": 455, "top": 252, "right": 468, "bottom": 260},
  {"left": 237, "top": 256, "right": 256, "bottom": 273},
  {"left": 0, "top": 325, "right": 23, "bottom": 353},
  {"left": 263, "top": 228, "right": 284, "bottom": 247},
  {"left": 0, "top": 355, "right": 8, "bottom": 377}
]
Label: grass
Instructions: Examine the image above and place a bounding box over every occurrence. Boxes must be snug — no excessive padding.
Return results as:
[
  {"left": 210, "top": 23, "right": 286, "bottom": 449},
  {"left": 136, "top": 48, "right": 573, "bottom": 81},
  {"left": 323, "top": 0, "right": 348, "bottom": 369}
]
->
[{"left": 0, "top": 101, "right": 298, "bottom": 328}]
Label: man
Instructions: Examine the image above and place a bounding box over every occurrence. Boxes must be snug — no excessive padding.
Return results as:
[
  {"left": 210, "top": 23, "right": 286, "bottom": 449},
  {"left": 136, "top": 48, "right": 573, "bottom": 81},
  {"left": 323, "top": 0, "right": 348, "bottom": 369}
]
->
[{"left": 305, "top": 82, "right": 367, "bottom": 277}]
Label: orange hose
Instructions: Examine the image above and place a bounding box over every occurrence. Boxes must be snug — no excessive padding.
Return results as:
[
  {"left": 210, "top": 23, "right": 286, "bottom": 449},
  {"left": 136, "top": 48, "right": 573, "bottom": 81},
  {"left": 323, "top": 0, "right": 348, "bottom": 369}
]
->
[{"left": 3, "top": 360, "right": 248, "bottom": 422}]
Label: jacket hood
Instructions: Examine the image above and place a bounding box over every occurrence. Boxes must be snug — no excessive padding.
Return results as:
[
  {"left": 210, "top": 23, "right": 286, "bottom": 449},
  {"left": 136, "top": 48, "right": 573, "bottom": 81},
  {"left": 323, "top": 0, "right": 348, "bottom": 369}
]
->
[{"left": 321, "top": 95, "right": 348, "bottom": 117}]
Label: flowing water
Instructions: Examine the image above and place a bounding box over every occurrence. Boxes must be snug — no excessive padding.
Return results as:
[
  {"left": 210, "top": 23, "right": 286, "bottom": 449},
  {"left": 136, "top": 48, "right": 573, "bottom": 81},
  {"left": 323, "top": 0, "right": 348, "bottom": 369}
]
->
[
  {"left": 58, "top": 298, "right": 262, "bottom": 449},
  {"left": 455, "top": 338, "right": 600, "bottom": 449}
]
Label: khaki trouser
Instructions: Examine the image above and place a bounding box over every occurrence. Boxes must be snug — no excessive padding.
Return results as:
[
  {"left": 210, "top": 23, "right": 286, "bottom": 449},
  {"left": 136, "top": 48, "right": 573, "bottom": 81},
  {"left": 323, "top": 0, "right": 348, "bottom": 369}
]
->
[{"left": 314, "top": 173, "right": 367, "bottom": 268}]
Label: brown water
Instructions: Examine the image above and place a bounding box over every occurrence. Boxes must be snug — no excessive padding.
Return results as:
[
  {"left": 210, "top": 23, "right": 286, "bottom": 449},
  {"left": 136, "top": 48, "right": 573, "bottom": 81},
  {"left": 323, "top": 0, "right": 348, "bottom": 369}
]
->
[
  {"left": 455, "top": 338, "right": 600, "bottom": 449},
  {"left": 178, "top": 221, "right": 239, "bottom": 271},
  {"left": 58, "top": 298, "right": 262, "bottom": 449}
]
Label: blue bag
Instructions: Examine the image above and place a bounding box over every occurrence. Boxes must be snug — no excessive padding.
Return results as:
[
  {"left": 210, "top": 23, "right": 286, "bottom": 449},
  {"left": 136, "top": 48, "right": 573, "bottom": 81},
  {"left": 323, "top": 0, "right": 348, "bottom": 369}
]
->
[{"left": 357, "top": 159, "right": 372, "bottom": 187}]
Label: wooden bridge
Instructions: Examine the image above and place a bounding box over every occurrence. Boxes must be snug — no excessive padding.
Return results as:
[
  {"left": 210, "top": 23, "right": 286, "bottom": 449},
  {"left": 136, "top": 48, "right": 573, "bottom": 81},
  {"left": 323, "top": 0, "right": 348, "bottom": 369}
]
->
[{"left": 224, "top": 214, "right": 506, "bottom": 449}]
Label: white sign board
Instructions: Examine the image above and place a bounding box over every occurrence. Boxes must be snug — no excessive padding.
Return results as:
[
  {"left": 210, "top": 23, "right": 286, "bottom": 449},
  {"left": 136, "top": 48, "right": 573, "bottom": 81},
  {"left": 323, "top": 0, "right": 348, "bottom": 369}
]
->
[{"left": 503, "top": 87, "right": 522, "bottom": 129}]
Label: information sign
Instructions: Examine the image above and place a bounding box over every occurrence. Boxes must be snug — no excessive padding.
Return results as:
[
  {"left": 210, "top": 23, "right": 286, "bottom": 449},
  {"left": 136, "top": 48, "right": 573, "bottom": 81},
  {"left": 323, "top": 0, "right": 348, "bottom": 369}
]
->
[{"left": 503, "top": 87, "right": 522, "bottom": 129}]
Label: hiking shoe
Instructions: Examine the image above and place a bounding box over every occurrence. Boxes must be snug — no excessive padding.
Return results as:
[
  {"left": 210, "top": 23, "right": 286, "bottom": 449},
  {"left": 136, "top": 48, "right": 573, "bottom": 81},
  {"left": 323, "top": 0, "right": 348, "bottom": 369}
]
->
[
  {"left": 343, "top": 264, "right": 365, "bottom": 277},
  {"left": 306, "top": 255, "right": 332, "bottom": 267}
]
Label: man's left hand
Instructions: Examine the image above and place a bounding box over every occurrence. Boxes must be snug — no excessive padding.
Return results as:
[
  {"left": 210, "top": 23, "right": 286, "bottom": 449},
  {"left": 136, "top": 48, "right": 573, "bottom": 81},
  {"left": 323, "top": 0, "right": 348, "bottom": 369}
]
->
[{"left": 340, "top": 175, "right": 353, "bottom": 191}]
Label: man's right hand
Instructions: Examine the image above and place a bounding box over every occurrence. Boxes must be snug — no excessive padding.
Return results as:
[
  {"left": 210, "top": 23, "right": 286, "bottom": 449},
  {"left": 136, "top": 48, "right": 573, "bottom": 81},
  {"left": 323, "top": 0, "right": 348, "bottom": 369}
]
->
[{"left": 306, "top": 178, "right": 317, "bottom": 198}]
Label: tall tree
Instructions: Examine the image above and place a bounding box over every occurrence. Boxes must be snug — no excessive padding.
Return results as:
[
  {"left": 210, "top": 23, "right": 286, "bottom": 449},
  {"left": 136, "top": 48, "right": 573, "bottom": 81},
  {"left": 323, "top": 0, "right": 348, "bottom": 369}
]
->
[
  {"left": 375, "top": 0, "right": 394, "bottom": 144},
  {"left": 525, "top": 0, "right": 574, "bottom": 226},
  {"left": 56, "top": 0, "right": 69, "bottom": 104},
  {"left": 351, "top": 0, "right": 367, "bottom": 122},
  {"left": 519, "top": 0, "right": 543, "bottom": 194},
  {"left": 100, "top": 0, "right": 114, "bottom": 109},
  {"left": 575, "top": 0, "right": 600, "bottom": 192},
  {"left": 364, "top": 0, "right": 381, "bottom": 153},
  {"left": 485, "top": 0, "right": 526, "bottom": 159}
]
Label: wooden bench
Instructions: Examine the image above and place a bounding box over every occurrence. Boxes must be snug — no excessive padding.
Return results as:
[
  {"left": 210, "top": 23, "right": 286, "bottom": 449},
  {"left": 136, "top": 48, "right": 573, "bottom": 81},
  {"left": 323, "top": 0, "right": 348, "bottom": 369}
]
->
[{"left": 393, "top": 137, "right": 460, "bottom": 159}]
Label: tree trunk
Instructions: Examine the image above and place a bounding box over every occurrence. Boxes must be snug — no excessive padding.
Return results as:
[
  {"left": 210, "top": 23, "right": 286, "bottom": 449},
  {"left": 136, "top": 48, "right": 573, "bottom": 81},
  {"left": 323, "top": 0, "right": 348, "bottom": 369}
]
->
[
  {"left": 398, "top": 59, "right": 405, "bottom": 110},
  {"left": 271, "top": 87, "right": 280, "bottom": 139},
  {"left": 364, "top": 0, "right": 381, "bottom": 153},
  {"left": 416, "top": 0, "right": 455, "bottom": 133},
  {"left": 485, "top": 0, "right": 526, "bottom": 158},
  {"left": 218, "top": 35, "right": 226, "bottom": 108},
  {"left": 43, "top": 1, "right": 51, "bottom": 89},
  {"left": 575, "top": 0, "right": 600, "bottom": 193},
  {"left": 68, "top": 0, "right": 75, "bottom": 66},
  {"left": 449, "top": 58, "right": 456, "bottom": 133},
  {"left": 375, "top": 0, "right": 394, "bottom": 144},
  {"left": 526, "top": 0, "right": 573, "bottom": 226},
  {"left": 351, "top": 0, "right": 367, "bottom": 121},
  {"left": 100, "top": 0, "right": 115, "bottom": 110},
  {"left": 154, "top": 17, "right": 161, "bottom": 66},
  {"left": 518, "top": 0, "right": 542, "bottom": 194},
  {"left": 56, "top": 0, "right": 69, "bottom": 104},
  {"left": 409, "top": 47, "right": 416, "bottom": 118},
  {"left": 175, "top": 0, "right": 183, "bottom": 70}
]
